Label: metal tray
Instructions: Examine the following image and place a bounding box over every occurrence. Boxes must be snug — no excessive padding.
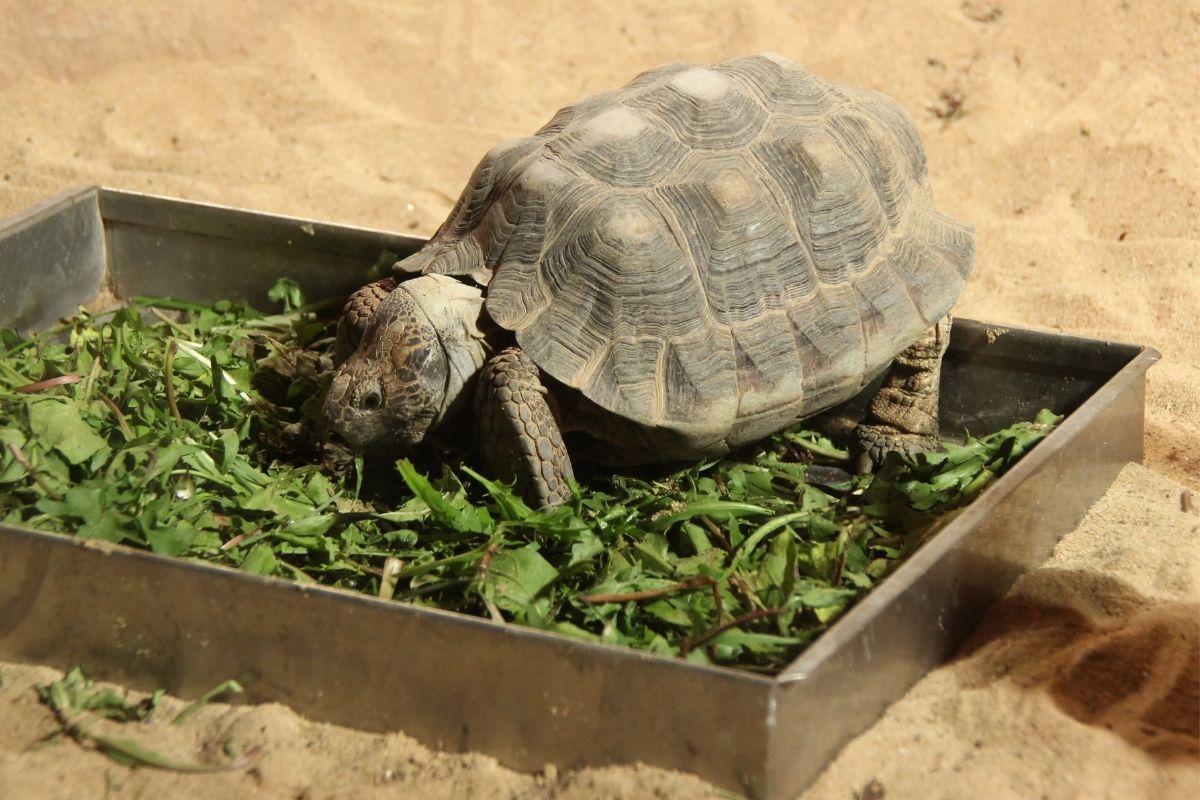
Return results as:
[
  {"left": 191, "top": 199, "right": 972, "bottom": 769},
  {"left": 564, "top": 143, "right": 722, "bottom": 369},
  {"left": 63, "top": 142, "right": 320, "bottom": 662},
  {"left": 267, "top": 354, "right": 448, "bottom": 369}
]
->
[{"left": 0, "top": 187, "right": 1160, "bottom": 799}]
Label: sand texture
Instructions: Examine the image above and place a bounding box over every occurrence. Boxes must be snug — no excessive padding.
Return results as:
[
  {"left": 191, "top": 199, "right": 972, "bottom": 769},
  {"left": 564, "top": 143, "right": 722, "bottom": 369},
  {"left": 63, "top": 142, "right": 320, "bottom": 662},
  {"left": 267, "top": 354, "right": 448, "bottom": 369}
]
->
[{"left": 0, "top": 1, "right": 1197, "bottom": 798}]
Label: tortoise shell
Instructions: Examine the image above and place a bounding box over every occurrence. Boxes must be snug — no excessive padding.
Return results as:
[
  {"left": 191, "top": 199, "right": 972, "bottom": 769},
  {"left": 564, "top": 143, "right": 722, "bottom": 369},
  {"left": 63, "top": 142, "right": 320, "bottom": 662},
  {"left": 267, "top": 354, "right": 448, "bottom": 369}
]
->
[{"left": 395, "top": 53, "right": 974, "bottom": 451}]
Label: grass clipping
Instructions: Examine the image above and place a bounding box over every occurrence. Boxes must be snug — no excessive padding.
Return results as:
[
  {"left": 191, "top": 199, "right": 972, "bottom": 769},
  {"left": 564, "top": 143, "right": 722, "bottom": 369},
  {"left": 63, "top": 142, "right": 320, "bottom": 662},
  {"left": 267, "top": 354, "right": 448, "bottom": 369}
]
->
[
  {"left": 0, "top": 282, "right": 1060, "bottom": 674},
  {"left": 34, "top": 666, "right": 254, "bottom": 772}
]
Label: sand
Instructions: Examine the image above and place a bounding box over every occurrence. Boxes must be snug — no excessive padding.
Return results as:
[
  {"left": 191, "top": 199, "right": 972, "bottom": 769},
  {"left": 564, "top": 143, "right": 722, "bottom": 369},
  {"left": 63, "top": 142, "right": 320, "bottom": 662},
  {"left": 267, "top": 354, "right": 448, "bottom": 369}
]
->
[{"left": 0, "top": 1, "right": 1196, "bottom": 797}]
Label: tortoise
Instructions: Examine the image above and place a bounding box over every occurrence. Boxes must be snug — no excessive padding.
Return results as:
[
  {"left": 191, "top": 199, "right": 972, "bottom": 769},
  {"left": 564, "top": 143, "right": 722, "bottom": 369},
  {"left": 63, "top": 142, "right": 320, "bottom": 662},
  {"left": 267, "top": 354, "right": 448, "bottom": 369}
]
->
[{"left": 323, "top": 53, "right": 975, "bottom": 507}]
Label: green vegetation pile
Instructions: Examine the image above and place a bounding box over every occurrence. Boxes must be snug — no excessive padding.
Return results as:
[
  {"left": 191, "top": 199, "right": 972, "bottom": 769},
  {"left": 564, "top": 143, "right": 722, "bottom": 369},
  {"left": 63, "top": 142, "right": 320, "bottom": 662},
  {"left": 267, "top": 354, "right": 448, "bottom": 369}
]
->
[{"left": 0, "top": 282, "right": 1059, "bottom": 673}]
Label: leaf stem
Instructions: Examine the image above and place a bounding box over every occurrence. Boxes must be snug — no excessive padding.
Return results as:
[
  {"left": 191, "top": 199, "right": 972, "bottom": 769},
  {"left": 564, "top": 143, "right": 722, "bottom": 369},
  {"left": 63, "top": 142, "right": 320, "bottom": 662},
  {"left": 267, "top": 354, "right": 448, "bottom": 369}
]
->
[
  {"left": 165, "top": 339, "right": 182, "bottom": 423},
  {"left": 785, "top": 433, "right": 850, "bottom": 461},
  {"left": 98, "top": 393, "right": 134, "bottom": 440},
  {"left": 377, "top": 556, "right": 404, "bottom": 600},
  {"left": 148, "top": 307, "right": 191, "bottom": 336},
  {"left": 680, "top": 607, "right": 785, "bottom": 657},
  {"left": 7, "top": 442, "right": 61, "bottom": 500},
  {"left": 698, "top": 514, "right": 731, "bottom": 549},
  {"left": 582, "top": 575, "right": 723, "bottom": 622},
  {"left": 171, "top": 679, "right": 244, "bottom": 725},
  {"left": 13, "top": 374, "right": 82, "bottom": 393},
  {"left": 727, "top": 511, "right": 809, "bottom": 574},
  {"left": 475, "top": 544, "right": 508, "bottom": 623},
  {"left": 82, "top": 355, "right": 103, "bottom": 403}
]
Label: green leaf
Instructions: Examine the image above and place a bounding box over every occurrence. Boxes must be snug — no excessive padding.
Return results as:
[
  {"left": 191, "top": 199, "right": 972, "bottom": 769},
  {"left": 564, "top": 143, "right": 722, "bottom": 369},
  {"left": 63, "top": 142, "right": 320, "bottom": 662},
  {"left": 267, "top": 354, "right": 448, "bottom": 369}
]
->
[
  {"left": 267, "top": 277, "right": 304, "bottom": 313},
  {"left": 484, "top": 545, "right": 559, "bottom": 614},
  {"left": 728, "top": 511, "right": 809, "bottom": 574},
  {"left": 77, "top": 514, "right": 129, "bottom": 543},
  {"left": 37, "top": 666, "right": 160, "bottom": 722},
  {"left": 461, "top": 465, "right": 533, "bottom": 521},
  {"left": 651, "top": 500, "right": 772, "bottom": 531},
  {"left": 90, "top": 734, "right": 219, "bottom": 772},
  {"left": 757, "top": 530, "right": 793, "bottom": 597},
  {"left": 796, "top": 585, "right": 857, "bottom": 608},
  {"left": 712, "top": 629, "right": 808, "bottom": 650},
  {"left": 172, "top": 679, "right": 244, "bottom": 725},
  {"left": 396, "top": 459, "right": 485, "bottom": 533},
  {"left": 147, "top": 526, "right": 198, "bottom": 557},
  {"left": 27, "top": 398, "right": 109, "bottom": 465},
  {"left": 644, "top": 600, "right": 693, "bottom": 627},
  {"left": 36, "top": 485, "right": 104, "bottom": 522},
  {"left": 0, "top": 428, "right": 28, "bottom": 483},
  {"left": 286, "top": 514, "right": 336, "bottom": 537},
  {"left": 241, "top": 487, "right": 315, "bottom": 519},
  {"left": 218, "top": 428, "right": 240, "bottom": 471},
  {"left": 568, "top": 529, "right": 605, "bottom": 567},
  {"left": 241, "top": 543, "right": 278, "bottom": 576}
]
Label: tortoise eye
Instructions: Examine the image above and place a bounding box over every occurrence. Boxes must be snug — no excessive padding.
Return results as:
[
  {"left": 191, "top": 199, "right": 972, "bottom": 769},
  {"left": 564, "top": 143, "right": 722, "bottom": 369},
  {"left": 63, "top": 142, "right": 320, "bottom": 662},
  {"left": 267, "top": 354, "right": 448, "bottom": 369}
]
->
[{"left": 362, "top": 389, "right": 382, "bottom": 410}]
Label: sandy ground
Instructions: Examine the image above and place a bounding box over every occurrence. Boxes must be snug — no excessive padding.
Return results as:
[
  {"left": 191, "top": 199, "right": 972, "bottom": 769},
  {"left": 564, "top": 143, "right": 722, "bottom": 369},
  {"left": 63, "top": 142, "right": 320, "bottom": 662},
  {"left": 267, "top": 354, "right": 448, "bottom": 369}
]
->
[{"left": 0, "top": 1, "right": 1197, "bottom": 798}]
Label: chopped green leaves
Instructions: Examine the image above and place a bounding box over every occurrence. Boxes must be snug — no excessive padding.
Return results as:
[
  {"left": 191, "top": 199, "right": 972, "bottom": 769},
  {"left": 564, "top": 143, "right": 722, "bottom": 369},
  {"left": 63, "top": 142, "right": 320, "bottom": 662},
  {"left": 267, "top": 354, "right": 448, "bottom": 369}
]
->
[
  {"left": 37, "top": 666, "right": 162, "bottom": 723},
  {"left": 35, "top": 667, "right": 255, "bottom": 772},
  {"left": 27, "top": 398, "right": 110, "bottom": 465},
  {"left": 483, "top": 545, "right": 559, "bottom": 614},
  {"left": 172, "top": 679, "right": 244, "bottom": 725},
  {"left": 0, "top": 285, "right": 1060, "bottom": 673}
]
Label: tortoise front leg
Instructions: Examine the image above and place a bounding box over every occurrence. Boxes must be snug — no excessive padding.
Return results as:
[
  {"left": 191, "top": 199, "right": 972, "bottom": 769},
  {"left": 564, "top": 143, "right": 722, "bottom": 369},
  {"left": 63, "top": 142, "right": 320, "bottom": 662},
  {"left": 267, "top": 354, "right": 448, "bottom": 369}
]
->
[
  {"left": 334, "top": 277, "right": 398, "bottom": 363},
  {"left": 854, "top": 315, "right": 952, "bottom": 473},
  {"left": 474, "top": 347, "right": 575, "bottom": 507}
]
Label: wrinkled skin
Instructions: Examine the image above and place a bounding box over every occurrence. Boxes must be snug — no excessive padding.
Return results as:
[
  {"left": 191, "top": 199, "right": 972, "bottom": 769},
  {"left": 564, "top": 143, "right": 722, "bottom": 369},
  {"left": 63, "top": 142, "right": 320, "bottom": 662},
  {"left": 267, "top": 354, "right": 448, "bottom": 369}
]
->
[
  {"left": 323, "top": 274, "right": 494, "bottom": 454},
  {"left": 324, "top": 285, "right": 449, "bottom": 450}
]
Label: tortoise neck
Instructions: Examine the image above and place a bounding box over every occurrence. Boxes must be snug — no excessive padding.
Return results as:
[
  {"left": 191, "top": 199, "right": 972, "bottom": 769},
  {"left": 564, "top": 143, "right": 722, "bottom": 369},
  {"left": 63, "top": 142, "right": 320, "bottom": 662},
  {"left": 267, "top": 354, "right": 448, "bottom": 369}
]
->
[{"left": 402, "top": 274, "right": 494, "bottom": 424}]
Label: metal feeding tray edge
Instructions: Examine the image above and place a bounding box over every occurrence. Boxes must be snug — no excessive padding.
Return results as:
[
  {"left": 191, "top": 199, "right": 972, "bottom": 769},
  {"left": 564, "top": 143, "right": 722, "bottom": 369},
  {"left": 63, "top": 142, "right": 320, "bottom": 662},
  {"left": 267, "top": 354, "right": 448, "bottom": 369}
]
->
[{"left": 0, "top": 187, "right": 1159, "bottom": 799}]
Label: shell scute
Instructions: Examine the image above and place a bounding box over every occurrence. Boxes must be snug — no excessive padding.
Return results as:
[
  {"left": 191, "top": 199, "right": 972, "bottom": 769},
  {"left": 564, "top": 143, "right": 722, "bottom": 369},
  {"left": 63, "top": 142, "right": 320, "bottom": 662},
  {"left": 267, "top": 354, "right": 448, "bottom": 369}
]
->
[
  {"left": 547, "top": 105, "right": 690, "bottom": 188},
  {"left": 625, "top": 66, "right": 770, "bottom": 150},
  {"left": 750, "top": 127, "right": 891, "bottom": 284}
]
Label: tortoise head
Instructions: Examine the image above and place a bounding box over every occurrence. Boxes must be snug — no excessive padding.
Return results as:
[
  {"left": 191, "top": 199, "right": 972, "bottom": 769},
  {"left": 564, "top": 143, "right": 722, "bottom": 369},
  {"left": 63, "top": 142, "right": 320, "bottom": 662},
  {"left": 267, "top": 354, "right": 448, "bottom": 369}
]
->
[{"left": 324, "top": 274, "right": 491, "bottom": 450}]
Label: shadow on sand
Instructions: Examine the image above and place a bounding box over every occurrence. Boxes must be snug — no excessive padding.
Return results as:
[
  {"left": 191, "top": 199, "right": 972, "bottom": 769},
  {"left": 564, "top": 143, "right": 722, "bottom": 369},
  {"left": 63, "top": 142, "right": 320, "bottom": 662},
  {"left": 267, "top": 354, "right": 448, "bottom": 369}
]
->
[{"left": 953, "top": 567, "right": 1198, "bottom": 762}]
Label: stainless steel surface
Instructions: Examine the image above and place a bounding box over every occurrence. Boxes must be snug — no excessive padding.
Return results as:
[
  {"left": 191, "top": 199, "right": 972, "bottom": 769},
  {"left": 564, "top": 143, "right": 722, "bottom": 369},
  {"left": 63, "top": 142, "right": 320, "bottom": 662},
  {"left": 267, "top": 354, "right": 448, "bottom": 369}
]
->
[
  {"left": 98, "top": 188, "right": 425, "bottom": 309},
  {"left": 0, "top": 188, "right": 1160, "bottom": 799},
  {"left": 0, "top": 187, "right": 106, "bottom": 331},
  {"left": 0, "top": 527, "right": 771, "bottom": 789}
]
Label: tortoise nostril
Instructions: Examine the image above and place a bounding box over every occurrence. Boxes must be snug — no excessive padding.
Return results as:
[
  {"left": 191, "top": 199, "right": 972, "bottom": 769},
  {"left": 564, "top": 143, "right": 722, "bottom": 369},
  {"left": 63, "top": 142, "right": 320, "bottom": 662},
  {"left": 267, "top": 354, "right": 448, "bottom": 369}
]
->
[{"left": 362, "top": 389, "right": 382, "bottom": 410}]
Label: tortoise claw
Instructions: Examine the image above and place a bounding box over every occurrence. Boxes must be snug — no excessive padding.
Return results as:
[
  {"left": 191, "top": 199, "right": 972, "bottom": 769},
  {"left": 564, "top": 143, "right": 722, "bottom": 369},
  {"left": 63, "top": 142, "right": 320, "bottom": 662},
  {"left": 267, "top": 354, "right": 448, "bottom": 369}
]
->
[{"left": 854, "top": 425, "right": 938, "bottom": 474}]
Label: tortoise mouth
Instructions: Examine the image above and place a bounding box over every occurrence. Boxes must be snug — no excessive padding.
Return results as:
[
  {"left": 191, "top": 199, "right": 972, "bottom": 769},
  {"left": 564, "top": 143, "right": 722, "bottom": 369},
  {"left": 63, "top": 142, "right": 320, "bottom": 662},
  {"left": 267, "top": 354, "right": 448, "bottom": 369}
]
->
[
  {"left": 323, "top": 370, "right": 384, "bottom": 449},
  {"left": 323, "top": 367, "right": 440, "bottom": 453}
]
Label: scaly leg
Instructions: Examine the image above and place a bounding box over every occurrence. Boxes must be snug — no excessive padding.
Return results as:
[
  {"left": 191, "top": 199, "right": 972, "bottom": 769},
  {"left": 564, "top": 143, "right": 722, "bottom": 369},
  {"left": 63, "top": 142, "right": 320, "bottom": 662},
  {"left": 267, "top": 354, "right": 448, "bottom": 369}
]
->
[
  {"left": 334, "top": 277, "right": 397, "bottom": 363},
  {"left": 474, "top": 347, "right": 574, "bottom": 507},
  {"left": 854, "top": 315, "right": 952, "bottom": 473}
]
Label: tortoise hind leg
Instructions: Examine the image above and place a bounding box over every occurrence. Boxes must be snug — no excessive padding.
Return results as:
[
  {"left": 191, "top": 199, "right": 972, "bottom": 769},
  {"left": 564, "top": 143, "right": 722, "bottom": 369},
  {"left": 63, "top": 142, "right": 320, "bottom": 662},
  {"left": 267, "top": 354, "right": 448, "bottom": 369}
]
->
[
  {"left": 854, "top": 315, "right": 952, "bottom": 473},
  {"left": 474, "top": 347, "right": 575, "bottom": 507}
]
